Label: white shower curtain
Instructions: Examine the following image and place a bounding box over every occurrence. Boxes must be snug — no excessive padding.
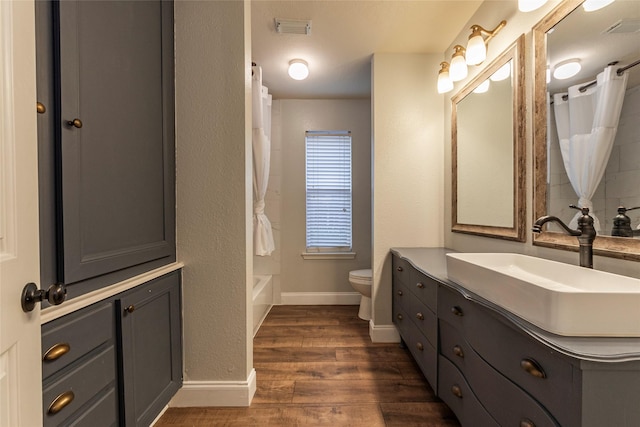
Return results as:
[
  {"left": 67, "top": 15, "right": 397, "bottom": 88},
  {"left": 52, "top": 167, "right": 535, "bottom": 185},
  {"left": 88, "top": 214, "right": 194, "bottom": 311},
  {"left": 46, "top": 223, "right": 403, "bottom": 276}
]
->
[
  {"left": 552, "top": 65, "right": 628, "bottom": 231},
  {"left": 252, "top": 66, "right": 275, "bottom": 256}
]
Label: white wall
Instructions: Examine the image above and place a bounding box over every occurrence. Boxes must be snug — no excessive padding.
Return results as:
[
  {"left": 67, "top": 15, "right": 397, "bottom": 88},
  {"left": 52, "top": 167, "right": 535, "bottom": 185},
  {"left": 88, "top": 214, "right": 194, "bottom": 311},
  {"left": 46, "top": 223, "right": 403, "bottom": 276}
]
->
[
  {"left": 276, "top": 99, "right": 372, "bottom": 299},
  {"left": 371, "top": 53, "right": 445, "bottom": 339},
  {"left": 174, "top": 0, "right": 254, "bottom": 405}
]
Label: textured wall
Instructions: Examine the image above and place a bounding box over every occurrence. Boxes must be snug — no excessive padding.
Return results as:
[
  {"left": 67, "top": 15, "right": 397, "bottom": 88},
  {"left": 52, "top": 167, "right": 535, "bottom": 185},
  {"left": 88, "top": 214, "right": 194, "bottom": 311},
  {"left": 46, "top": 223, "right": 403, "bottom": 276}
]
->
[
  {"left": 371, "top": 53, "right": 445, "bottom": 328},
  {"left": 175, "top": 0, "right": 253, "bottom": 382},
  {"left": 277, "top": 99, "right": 372, "bottom": 294}
]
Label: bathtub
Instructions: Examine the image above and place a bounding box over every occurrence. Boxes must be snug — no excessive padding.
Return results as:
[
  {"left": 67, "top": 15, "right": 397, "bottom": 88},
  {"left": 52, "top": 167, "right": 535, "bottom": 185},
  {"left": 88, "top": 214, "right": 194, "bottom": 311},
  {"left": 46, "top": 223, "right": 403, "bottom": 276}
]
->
[{"left": 253, "top": 275, "right": 273, "bottom": 336}]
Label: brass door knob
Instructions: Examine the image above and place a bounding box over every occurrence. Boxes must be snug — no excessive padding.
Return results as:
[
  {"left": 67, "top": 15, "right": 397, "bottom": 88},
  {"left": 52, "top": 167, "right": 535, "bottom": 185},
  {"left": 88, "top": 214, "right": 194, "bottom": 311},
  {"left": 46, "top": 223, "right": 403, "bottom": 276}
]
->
[{"left": 66, "top": 118, "right": 83, "bottom": 128}]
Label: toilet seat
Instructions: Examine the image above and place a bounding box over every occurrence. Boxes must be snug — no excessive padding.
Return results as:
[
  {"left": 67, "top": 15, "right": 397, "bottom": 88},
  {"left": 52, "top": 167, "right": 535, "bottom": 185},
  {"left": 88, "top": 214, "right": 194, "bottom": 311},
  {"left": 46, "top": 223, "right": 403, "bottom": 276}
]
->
[{"left": 349, "top": 269, "right": 372, "bottom": 284}]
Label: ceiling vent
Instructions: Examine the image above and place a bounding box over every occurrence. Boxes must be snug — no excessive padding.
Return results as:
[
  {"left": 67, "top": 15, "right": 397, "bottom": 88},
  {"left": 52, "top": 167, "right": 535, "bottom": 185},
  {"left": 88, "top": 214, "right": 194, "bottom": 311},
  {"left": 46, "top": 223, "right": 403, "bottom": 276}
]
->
[
  {"left": 603, "top": 19, "right": 640, "bottom": 34},
  {"left": 275, "top": 18, "right": 311, "bottom": 35}
]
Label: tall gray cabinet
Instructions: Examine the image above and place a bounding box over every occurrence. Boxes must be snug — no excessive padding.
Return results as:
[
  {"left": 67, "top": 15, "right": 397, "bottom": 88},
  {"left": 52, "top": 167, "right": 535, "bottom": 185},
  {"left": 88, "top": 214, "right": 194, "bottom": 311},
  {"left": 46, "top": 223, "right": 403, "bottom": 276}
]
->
[{"left": 35, "top": 1, "right": 180, "bottom": 425}]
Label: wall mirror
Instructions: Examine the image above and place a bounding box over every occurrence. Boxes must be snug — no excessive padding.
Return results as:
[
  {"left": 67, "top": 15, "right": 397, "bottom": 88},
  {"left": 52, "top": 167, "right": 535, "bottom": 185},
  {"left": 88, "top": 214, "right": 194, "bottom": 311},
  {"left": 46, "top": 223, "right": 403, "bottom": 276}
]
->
[
  {"left": 452, "top": 35, "right": 525, "bottom": 241},
  {"left": 533, "top": 0, "right": 640, "bottom": 259}
]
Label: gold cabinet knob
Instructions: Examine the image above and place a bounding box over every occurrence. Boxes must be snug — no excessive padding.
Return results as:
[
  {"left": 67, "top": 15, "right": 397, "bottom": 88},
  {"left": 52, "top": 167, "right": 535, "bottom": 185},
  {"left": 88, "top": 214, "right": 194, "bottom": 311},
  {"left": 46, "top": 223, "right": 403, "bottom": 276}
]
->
[
  {"left": 451, "top": 306, "right": 464, "bottom": 317},
  {"left": 48, "top": 391, "right": 74, "bottom": 415},
  {"left": 451, "top": 384, "right": 463, "bottom": 398},
  {"left": 520, "top": 358, "right": 546, "bottom": 379},
  {"left": 37, "top": 102, "right": 46, "bottom": 114},
  {"left": 396, "top": 313, "right": 403, "bottom": 320},
  {"left": 416, "top": 342, "right": 424, "bottom": 351},
  {"left": 453, "top": 345, "right": 464, "bottom": 359},
  {"left": 416, "top": 282, "right": 425, "bottom": 289},
  {"left": 125, "top": 304, "right": 135, "bottom": 314},
  {"left": 397, "top": 290, "right": 403, "bottom": 296},
  {"left": 520, "top": 419, "right": 536, "bottom": 427},
  {"left": 396, "top": 266, "right": 403, "bottom": 272},
  {"left": 416, "top": 312, "right": 424, "bottom": 321},
  {"left": 66, "top": 118, "right": 83, "bottom": 128}
]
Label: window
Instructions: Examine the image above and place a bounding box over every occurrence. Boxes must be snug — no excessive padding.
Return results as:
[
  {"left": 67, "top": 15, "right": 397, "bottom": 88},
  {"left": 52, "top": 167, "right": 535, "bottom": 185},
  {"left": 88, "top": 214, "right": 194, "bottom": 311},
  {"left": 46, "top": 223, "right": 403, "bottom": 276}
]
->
[{"left": 305, "top": 131, "right": 352, "bottom": 254}]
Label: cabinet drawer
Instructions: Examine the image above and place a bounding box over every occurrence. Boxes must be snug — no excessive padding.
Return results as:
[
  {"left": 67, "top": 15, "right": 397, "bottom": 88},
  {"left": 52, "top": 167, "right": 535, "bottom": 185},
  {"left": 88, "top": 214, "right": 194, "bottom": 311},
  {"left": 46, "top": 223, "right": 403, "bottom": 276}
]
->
[
  {"left": 392, "top": 255, "right": 437, "bottom": 312},
  {"left": 438, "top": 355, "right": 499, "bottom": 427},
  {"left": 440, "top": 321, "right": 560, "bottom": 427},
  {"left": 439, "top": 285, "right": 579, "bottom": 427},
  {"left": 42, "top": 302, "right": 114, "bottom": 380},
  {"left": 394, "top": 280, "right": 437, "bottom": 347},
  {"left": 393, "top": 303, "right": 437, "bottom": 388},
  {"left": 65, "top": 386, "right": 117, "bottom": 427},
  {"left": 43, "top": 346, "right": 116, "bottom": 427}
]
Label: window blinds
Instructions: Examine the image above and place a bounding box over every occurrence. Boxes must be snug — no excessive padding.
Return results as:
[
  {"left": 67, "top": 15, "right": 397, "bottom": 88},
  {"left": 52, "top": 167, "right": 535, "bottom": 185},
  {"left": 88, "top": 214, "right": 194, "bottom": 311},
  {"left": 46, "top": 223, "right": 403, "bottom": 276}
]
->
[{"left": 305, "top": 131, "right": 352, "bottom": 251}]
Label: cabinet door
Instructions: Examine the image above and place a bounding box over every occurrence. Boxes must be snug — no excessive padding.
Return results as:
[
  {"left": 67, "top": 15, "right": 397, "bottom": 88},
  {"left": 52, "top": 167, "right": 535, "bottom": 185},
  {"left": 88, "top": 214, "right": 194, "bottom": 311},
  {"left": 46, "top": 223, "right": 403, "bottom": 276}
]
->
[
  {"left": 57, "top": 0, "right": 175, "bottom": 284},
  {"left": 118, "top": 272, "right": 182, "bottom": 426}
]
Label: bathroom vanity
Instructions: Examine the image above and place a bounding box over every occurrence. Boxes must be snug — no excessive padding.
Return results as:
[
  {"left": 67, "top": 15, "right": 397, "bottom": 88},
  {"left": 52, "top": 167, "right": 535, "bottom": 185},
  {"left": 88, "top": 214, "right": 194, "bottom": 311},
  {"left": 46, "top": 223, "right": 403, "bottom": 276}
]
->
[{"left": 391, "top": 247, "right": 640, "bottom": 427}]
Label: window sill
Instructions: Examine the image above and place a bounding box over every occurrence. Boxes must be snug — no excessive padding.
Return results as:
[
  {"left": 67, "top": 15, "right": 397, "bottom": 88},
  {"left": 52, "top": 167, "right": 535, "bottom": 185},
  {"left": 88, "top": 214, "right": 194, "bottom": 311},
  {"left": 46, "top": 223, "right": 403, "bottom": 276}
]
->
[{"left": 301, "top": 252, "right": 357, "bottom": 260}]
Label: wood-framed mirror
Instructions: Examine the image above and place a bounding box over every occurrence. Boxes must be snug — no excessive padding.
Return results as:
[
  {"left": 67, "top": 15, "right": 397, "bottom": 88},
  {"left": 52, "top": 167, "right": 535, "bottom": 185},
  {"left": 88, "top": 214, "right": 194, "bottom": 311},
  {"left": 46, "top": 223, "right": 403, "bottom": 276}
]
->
[
  {"left": 452, "top": 34, "right": 526, "bottom": 241},
  {"left": 533, "top": 0, "right": 640, "bottom": 260}
]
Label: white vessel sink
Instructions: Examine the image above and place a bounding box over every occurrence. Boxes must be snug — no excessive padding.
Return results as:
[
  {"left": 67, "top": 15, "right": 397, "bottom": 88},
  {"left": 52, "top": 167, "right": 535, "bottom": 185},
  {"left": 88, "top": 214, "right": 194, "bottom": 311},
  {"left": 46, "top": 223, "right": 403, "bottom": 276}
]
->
[{"left": 445, "top": 253, "right": 640, "bottom": 337}]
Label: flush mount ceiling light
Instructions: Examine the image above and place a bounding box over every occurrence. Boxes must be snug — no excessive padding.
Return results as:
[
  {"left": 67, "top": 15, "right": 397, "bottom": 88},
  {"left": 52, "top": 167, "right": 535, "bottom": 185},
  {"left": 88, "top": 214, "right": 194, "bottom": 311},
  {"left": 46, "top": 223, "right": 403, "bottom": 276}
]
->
[
  {"left": 437, "top": 62, "right": 454, "bottom": 94},
  {"left": 518, "top": 0, "right": 548, "bottom": 12},
  {"left": 553, "top": 59, "right": 582, "bottom": 80},
  {"left": 275, "top": 18, "right": 312, "bottom": 35},
  {"left": 582, "top": 0, "right": 615, "bottom": 12},
  {"left": 465, "top": 20, "right": 507, "bottom": 66},
  {"left": 450, "top": 45, "right": 468, "bottom": 82},
  {"left": 490, "top": 62, "right": 511, "bottom": 81},
  {"left": 288, "top": 59, "right": 309, "bottom": 80}
]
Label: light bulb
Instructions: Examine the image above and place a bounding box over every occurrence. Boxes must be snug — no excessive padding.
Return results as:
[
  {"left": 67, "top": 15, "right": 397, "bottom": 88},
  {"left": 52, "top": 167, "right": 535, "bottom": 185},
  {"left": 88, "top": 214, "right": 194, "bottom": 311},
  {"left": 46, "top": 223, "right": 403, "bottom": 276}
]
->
[
  {"left": 466, "top": 33, "right": 486, "bottom": 65},
  {"left": 582, "top": 0, "right": 615, "bottom": 12},
  {"left": 437, "top": 62, "right": 453, "bottom": 94},
  {"left": 450, "top": 46, "right": 468, "bottom": 82},
  {"left": 288, "top": 59, "right": 309, "bottom": 80},
  {"left": 473, "top": 79, "right": 490, "bottom": 94},
  {"left": 490, "top": 62, "right": 511, "bottom": 81}
]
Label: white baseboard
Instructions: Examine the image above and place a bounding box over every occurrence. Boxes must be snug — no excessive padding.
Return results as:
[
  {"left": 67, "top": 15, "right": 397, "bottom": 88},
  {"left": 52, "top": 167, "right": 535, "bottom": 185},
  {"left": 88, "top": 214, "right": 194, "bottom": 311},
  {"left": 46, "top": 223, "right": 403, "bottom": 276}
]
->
[
  {"left": 169, "top": 369, "right": 256, "bottom": 407},
  {"left": 280, "top": 292, "right": 361, "bottom": 305},
  {"left": 369, "top": 320, "right": 400, "bottom": 343}
]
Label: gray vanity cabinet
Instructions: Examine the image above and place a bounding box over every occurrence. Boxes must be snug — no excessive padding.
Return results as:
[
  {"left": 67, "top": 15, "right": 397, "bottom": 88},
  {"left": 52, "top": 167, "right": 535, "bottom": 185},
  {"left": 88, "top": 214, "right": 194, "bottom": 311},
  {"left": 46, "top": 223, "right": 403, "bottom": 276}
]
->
[{"left": 41, "top": 272, "right": 182, "bottom": 426}]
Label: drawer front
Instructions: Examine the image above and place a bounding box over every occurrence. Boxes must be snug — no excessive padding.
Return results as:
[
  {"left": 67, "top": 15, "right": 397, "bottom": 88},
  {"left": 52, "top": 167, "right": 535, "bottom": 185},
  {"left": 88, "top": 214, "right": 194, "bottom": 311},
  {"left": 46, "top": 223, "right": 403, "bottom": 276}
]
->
[
  {"left": 395, "top": 279, "right": 437, "bottom": 347},
  {"left": 440, "top": 321, "right": 560, "bottom": 427},
  {"left": 438, "top": 355, "right": 499, "bottom": 427},
  {"left": 393, "top": 303, "right": 436, "bottom": 388},
  {"left": 66, "top": 386, "right": 117, "bottom": 427},
  {"left": 439, "top": 285, "right": 579, "bottom": 427},
  {"left": 392, "top": 255, "right": 415, "bottom": 288},
  {"left": 43, "top": 346, "right": 116, "bottom": 427},
  {"left": 42, "top": 302, "right": 114, "bottom": 379},
  {"left": 392, "top": 255, "right": 438, "bottom": 312}
]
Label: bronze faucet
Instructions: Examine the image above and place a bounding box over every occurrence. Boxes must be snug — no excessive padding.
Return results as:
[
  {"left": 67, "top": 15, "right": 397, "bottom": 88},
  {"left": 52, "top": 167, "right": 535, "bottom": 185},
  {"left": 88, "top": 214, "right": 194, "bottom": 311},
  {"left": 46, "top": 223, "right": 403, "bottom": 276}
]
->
[
  {"left": 532, "top": 205, "right": 596, "bottom": 268},
  {"left": 611, "top": 206, "right": 640, "bottom": 237}
]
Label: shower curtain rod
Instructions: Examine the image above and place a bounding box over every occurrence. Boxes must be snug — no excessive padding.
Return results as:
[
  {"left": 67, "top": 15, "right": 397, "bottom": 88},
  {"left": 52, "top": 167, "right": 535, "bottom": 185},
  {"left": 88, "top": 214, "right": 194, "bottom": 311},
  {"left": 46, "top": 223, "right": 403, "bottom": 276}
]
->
[{"left": 561, "top": 59, "right": 640, "bottom": 100}]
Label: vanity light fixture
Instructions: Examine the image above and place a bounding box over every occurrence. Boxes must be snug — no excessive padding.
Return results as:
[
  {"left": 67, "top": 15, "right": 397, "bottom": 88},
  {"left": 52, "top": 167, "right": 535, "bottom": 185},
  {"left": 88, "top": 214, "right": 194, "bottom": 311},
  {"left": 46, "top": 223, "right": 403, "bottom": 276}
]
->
[
  {"left": 518, "top": 0, "right": 548, "bottom": 12},
  {"left": 553, "top": 59, "right": 581, "bottom": 80},
  {"left": 465, "top": 20, "right": 507, "bottom": 66},
  {"left": 582, "top": 0, "right": 615, "bottom": 12},
  {"left": 437, "top": 62, "right": 454, "bottom": 94},
  {"left": 450, "top": 45, "right": 468, "bottom": 82},
  {"left": 473, "top": 79, "right": 490, "bottom": 94},
  {"left": 490, "top": 62, "right": 511, "bottom": 81},
  {"left": 288, "top": 59, "right": 309, "bottom": 80}
]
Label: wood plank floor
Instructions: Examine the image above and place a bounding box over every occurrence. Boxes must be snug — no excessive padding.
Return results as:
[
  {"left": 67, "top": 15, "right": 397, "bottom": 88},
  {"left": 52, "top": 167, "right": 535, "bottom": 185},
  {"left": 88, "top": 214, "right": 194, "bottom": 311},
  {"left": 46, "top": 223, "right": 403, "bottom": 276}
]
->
[{"left": 155, "top": 305, "right": 461, "bottom": 426}]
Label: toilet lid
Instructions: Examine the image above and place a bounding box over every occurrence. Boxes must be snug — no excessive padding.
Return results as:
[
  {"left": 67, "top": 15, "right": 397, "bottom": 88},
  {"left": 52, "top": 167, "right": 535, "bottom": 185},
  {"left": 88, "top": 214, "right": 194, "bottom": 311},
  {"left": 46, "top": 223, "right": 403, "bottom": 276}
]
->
[{"left": 349, "top": 269, "right": 372, "bottom": 280}]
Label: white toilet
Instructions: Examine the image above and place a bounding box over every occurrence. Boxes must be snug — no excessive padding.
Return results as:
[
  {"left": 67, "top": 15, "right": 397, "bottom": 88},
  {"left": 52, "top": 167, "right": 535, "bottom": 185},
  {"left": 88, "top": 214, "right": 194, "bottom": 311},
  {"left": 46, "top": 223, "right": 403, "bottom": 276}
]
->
[{"left": 349, "top": 269, "right": 372, "bottom": 320}]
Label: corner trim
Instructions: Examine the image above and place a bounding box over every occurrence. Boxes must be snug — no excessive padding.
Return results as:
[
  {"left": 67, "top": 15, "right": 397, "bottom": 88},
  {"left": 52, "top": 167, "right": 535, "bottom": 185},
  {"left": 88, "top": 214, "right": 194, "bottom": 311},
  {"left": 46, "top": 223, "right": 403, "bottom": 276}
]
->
[
  {"left": 169, "top": 369, "right": 257, "bottom": 407},
  {"left": 280, "top": 292, "right": 361, "bottom": 305},
  {"left": 369, "top": 321, "right": 400, "bottom": 343}
]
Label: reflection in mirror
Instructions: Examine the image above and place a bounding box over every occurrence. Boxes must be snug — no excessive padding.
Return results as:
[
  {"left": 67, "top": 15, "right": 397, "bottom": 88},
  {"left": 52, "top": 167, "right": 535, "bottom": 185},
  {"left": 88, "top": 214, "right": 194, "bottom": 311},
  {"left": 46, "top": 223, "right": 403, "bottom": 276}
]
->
[
  {"left": 452, "top": 35, "right": 525, "bottom": 241},
  {"left": 533, "top": 0, "right": 640, "bottom": 259}
]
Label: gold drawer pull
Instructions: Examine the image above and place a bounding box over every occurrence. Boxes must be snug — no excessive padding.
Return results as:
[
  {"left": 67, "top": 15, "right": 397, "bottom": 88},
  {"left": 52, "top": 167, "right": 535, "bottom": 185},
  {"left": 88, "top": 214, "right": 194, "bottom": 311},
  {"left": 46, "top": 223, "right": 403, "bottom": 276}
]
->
[
  {"left": 37, "top": 101, "right": 46, "bottom": 114},
  {"left": 416, "top": 312, "right": 424, "bottom": 320},
  {"left": 416, "top": 342, "right": 424, "bottom": 351},
  {"left": 520, "top": 358, "right": 546, "bottom": 379},
  {"left": 43, "top": 343, "right": 71, "bottom": 362},
  {"left": 451, "top": 306, "right": 464, "bottom": 317},
  {"left": 520, "top": 419, "right": 536, "bottom": 427},
  {"left": 396, "top": 313, "right": 403, "bottom": 320},
  {"left": 48, "top": 391, "right": 74, "bottom": 415},
  {"left": 416, "top": 282, "right": 425, "bottom": 289},
  {"left": 396, "top": 266, "right": 403, "bottom": 272},
  {"left": 397, "top": 290, "right": 403, "bottom": 296},
  {"left": 453, "top": 345, "right": 464, "bottom": 358},
  {"left": 451, "top": 384, "right": 463, "bottom": 398}
]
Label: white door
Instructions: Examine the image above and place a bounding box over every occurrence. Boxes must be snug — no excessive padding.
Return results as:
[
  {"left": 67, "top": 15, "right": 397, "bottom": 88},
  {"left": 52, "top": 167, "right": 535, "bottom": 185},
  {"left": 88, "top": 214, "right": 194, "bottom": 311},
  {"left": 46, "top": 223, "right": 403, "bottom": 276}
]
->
[{"left": 0, "top": 1, "right": 43, "bottom": 426}]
